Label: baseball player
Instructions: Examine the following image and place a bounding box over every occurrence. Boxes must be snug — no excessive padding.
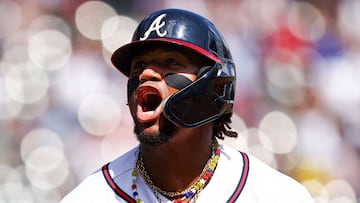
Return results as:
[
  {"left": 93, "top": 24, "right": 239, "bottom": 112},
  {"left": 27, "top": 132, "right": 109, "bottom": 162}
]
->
[{"left": 61, "top": 9, "right": 314, "bottom": 202}]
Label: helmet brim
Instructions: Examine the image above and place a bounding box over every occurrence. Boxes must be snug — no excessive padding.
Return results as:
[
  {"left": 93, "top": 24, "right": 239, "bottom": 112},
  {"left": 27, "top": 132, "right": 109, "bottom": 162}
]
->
[{"left": 111, "top": 38, "right": 223, "bottom": 77}]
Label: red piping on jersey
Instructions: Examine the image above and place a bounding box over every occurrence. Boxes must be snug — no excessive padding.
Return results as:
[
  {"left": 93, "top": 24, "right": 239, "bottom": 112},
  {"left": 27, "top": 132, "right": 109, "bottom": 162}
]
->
[
  {"left": 102, "top": 151, "right": 249, "bottom": 202},
  {"left": 102, "top": 163, "right": 135, "bottom": 203},
  {"left": 227, "top": 152, "right": 249, "bottom": 203}
]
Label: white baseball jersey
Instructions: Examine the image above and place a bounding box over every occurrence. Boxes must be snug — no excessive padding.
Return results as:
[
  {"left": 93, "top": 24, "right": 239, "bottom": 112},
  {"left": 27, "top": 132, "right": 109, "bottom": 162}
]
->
[{"left": 61, "top": 145, "right": 314, "bottom": 202}]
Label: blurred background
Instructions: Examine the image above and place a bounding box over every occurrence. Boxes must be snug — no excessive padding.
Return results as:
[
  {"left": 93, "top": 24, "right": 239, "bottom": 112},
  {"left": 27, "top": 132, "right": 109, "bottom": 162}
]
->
[{"left": 0, "top": 0, "right": 359, "bottom": 202}]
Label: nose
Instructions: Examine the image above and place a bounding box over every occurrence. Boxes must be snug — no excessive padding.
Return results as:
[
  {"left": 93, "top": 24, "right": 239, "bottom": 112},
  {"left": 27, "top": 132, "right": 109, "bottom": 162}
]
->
[{"left": 139, "top": 67, "right": 163, "bottom": 83}]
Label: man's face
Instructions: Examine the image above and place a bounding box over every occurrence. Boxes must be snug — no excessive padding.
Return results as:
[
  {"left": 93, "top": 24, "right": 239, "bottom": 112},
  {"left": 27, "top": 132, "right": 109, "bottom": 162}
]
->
[{"left": 127, "top": 45, "right": 205, "bottom": 145}]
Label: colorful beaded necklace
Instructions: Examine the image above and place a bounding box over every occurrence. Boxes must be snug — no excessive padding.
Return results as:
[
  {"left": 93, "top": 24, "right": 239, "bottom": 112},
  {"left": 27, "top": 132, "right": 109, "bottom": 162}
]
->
[{"left": 131, "top": 140, "right": 221, "bottom": 203}]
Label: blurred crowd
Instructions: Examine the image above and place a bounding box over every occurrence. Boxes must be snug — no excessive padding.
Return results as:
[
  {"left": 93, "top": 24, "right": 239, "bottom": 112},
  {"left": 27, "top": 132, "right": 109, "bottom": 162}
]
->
[{"left": 0, "top": 0, "right": 359, "bottom": 202}]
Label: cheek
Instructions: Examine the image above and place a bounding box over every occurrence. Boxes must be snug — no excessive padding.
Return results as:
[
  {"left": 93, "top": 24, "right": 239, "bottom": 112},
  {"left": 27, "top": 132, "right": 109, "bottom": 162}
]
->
[
  {"left": 167, "top": 86, "right": 179, "bottom": 95},
  {"left": 181, "top": 73, "right": 197, "bottom": 81},
  {"left": 128, "top": 94, "right": 138, "bottom": 116},
  {"left": 127, "top": 77, "right": 140, "bottom": 100}
]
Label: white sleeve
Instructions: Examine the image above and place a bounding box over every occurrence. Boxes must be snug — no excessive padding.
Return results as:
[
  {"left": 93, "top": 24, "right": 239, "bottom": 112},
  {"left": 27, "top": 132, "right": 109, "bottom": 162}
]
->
[{"left": 60, "top": 171, "right": 126, "bottom": 203}]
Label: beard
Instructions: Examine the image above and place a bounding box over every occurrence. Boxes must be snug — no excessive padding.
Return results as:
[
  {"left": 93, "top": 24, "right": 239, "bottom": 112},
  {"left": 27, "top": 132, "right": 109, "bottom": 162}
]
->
[{"left": 133, "top": 116, "right": 178, "bottom": 146}]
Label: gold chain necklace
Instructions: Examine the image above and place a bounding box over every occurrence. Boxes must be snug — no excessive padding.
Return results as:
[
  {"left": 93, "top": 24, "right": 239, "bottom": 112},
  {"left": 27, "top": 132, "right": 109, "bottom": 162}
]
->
[
  {"left": 132, "top": 139, "right": 220, "bottom": 202},
  {"left": 137, "top": 155, "right": 192, "bottom": 197},
  {"left": 137, "top": 141, "right": 217, "bottom": 198}
]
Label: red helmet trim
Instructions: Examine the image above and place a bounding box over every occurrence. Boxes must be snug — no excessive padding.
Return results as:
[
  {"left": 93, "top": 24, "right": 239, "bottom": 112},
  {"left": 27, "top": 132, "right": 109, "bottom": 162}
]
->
[
  {"left": 111, "top": 37, "right": 224, "bottom": 77},
  {"left": 150, "top": 38, "right": 224, "bottom": 64}
]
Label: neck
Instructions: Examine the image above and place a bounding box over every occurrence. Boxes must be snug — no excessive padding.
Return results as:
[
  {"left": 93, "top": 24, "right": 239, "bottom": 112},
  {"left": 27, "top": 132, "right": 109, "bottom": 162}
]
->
[{"left": 139, "top": 123, "right": 214, "bottom": 194}]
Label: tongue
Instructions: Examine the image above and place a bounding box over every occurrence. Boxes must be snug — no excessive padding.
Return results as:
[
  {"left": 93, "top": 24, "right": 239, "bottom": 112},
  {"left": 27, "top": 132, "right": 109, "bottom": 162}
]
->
[{"left": 137, "top": 105, "right": 159, "bottom": 122}]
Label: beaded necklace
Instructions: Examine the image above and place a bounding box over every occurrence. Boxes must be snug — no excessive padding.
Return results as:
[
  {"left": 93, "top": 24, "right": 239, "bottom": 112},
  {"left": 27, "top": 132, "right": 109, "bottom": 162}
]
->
[{"left": 131, "top": 140, "right": 220, "bottom": 203}]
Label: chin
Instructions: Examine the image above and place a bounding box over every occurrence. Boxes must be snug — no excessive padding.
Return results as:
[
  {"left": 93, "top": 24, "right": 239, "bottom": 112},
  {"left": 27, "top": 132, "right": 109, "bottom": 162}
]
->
[
  {"left": 141, "top": 125, "right": 161, "bottom": 137},
  {"left": 133, "top": 116, "right": 177, "bottom": 146}
]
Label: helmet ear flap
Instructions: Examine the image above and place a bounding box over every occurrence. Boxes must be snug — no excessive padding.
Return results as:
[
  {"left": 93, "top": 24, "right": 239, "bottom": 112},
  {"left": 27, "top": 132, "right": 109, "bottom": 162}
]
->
[{"left": 163, "top": 63, "right": 230, "bottom": 128}]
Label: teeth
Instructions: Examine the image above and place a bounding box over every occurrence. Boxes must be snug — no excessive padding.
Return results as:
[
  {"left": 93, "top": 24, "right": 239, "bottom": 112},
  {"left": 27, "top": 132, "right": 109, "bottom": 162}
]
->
[{"left": 143, "top": 111, "right": 153, "bottom": 116}]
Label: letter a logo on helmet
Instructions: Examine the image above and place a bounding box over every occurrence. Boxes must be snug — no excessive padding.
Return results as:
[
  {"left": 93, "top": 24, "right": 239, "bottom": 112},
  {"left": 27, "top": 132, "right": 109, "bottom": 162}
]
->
[{"left": 140, "top": 14, "right": 167, "bottom": 40}]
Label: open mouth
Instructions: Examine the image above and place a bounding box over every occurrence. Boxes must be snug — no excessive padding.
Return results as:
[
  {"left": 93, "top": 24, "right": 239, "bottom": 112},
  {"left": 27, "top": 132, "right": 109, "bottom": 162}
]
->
[{"left": 137, "top": 86, "right": 162, "bottom": 112}]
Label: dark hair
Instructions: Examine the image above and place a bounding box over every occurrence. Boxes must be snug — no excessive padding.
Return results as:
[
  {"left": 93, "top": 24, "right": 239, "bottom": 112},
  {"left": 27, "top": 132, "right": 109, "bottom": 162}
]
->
[{"left": 213, "top": 113, "right": 238, "bottom": 140}]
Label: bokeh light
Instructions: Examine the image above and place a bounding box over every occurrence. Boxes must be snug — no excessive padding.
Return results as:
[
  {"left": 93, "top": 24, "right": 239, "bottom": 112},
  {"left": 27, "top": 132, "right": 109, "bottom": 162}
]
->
[
  {"left": 259, "top": 111, "right": 297, "bottom": 154},
  {"left": 28, "top": 15, "right": 72, "bottom": 37},
  {"left": 16, "top": 95, "right": 49, "bottom": 120},
  {"left": 338, "top": 0, "right": 360, "bottom": 42},
  {"left": 101, "top": 15, "right": 138, "bottom": 53},
  {"left": 4, "top": 62, "right": 49, "bottom": 104},
  {"left": 75, "top": 1, "right": 117, "bottom": 40},
  {"left": 28, "top": 29, "right": 72, "bottom": 71},
  {"left": 78, "top": 93, "right": 122, "bottom": 136},
  {"left": 265, "top": 56, "right": 306, "bottom": 106},
  {"left": 20, "top": 128, "right": 64, "bottom": 163},
  {"left": 314, "top": 57, "right": 360, "bottom": 123},
  {"left": 20, "top": 128, "right": 69, "bottom": 191},
  {"left": 25, "top": 146, "right": 69, "bottom": 190},
  {"left": 287, "top": 1, "right": 326, "bottom": 42},
  {"left": 2, "top": 32, "right": 30, "bottom": 64},
  {"left": 245, "top": 128, "right": 278, "bottom": 169},
  {"left": 100, "top": 15, "right": 138, "bottom": 68},
  {"left": 324, "top": 179, "right": 357, "bottom": 203},
  {"left": 0, "top": 62, "right": 23, "bottom": 120},
  {"left": 0, "top": 0, "right": 22, "bottom": 38},
  {"left": 2, "top": 166, "right": 35, "bottom": 203}
]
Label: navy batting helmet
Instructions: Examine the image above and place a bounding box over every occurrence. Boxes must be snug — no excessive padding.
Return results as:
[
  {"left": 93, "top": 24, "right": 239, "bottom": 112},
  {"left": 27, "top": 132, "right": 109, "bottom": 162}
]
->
[{"left": 111, "top": 8, "right": 236, "bottom": 127}]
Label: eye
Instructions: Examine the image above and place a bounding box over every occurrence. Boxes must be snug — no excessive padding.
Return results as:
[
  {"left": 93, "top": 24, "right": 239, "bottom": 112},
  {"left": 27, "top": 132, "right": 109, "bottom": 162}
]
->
[
  {"left": 164, "top": 58, "right": 180, "bottom": 67},
  {"left": 131, "top": 61, "right": 147, "bottom": 75}
]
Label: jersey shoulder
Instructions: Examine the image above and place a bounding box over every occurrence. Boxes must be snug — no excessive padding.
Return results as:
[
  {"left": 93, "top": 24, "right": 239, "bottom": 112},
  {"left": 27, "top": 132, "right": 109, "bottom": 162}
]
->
[
  {"left": 241, "top": 152, "right": 314, "bottom": 202},
  {"left": 60, "top": 147, "right": 138, "bottom": 203}
]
